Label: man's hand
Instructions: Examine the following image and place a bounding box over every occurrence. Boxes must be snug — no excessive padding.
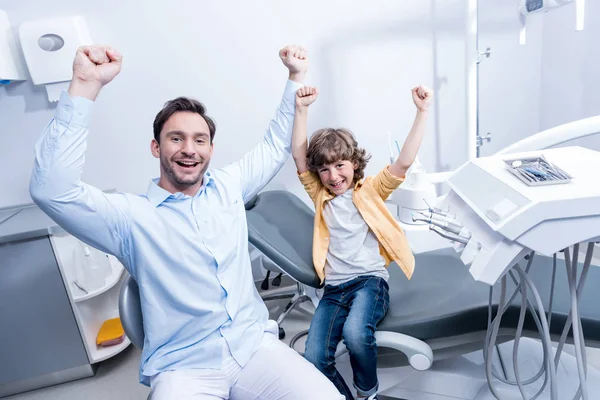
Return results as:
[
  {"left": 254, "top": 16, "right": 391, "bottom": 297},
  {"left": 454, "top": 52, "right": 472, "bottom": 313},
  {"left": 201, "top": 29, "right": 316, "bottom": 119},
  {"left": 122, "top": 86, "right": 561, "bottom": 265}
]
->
[
  {"left": 279, "top": 44, "right": 308, "bottom": 83},
  {"left": 296, "top": 86, "right": 318, "bottom": 108},
  {"left": 412, "top": 85, "right": 433, "bottom": 113},
  {"left": 68, "top": 45, "right": 122, "bottom": 101}
]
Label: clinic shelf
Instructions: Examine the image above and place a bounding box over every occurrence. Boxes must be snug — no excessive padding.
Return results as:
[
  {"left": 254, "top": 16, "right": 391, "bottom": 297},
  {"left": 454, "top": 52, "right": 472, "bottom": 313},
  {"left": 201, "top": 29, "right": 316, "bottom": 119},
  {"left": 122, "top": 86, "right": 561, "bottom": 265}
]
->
[
  {"left": 89, "top": 336, "right": 131, "bottom": 363},
  {"left": 48, "top": 231, "right": 132, "bottom": 366},
  {"left": 71, "top": 256, "right": 125, "bottom": 303},
  {"left": 74, "top": 274, "right": 132, "bottom": 364}
]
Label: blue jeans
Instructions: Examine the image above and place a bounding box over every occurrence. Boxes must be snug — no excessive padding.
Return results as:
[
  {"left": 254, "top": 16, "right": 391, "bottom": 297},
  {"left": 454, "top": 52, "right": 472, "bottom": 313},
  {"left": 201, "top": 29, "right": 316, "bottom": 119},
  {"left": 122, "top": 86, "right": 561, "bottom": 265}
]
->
[{"left": 304, "top": 276, "right": 389, "bottom": 399}]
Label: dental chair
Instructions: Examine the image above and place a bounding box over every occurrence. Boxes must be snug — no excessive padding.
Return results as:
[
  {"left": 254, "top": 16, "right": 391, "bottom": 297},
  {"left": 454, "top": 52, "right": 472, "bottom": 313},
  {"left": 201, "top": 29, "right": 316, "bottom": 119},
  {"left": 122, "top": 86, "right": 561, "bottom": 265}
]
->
[
  {"left": 244, "top": 194, "right": 319, "bottom": 340},
  {"left": 119, "top": 274, "right": 144, "bottom": 350},
  {"left": 244, "top": 189, "right": 600, "bottom": 400}
]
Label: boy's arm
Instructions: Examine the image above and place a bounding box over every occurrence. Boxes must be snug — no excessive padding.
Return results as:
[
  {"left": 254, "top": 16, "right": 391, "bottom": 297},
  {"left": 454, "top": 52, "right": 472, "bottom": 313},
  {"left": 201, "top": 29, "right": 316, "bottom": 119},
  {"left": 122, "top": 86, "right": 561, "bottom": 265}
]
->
[
  {"left": 388, "top": 85, "right": 433, "bottom": 178},
  {"left": 292, "top": 87, "right": 322, "bottom": 202},
  {"left": 292, "top": 87, "right": 318, "bottom": 174},
  {"left": 372, "top": 85, "right": 432, "bottom": 200}
]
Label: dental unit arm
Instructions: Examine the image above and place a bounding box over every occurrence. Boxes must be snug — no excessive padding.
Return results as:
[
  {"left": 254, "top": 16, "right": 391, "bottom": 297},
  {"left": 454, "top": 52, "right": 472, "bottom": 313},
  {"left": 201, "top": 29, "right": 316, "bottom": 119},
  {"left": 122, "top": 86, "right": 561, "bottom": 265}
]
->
[{"left": 424, "top": 145, "right": 600, "bottom": 400}]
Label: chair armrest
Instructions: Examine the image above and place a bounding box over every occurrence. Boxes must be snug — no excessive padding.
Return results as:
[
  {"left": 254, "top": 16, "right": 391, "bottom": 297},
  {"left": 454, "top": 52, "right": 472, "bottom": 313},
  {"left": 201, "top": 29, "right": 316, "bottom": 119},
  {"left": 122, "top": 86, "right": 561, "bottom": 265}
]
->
[{"left": 335, "top": 330, "right": 433, "bottom": 371}]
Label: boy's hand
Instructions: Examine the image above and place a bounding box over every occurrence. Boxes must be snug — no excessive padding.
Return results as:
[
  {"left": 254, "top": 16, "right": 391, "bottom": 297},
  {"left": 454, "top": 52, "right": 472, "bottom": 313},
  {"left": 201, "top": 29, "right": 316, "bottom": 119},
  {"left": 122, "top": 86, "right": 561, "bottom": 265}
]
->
[
  {"left": 279, "top": 44, "right": 308, "bottom": 82},
  {"left": 412, "top": 85, "right": 433, "bottom": 112},
  {"left": 296, "top": 86, "right": 318, "bottom": 108}
]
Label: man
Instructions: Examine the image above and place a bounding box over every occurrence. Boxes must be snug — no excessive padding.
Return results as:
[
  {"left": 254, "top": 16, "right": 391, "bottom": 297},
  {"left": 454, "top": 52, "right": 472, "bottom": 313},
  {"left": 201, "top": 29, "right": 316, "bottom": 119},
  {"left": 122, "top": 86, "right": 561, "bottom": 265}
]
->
[{"left": 30, "top": 44, "right": 343, "bottom": 399}]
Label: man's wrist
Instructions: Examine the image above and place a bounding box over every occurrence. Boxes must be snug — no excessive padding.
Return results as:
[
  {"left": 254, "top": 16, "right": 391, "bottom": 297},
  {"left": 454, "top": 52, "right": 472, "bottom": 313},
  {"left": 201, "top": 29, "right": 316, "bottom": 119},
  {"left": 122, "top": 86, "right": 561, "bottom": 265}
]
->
[
  {"left": 288, "top": 71, "right": 307, "bottom": 83},
  {"left": 68, "top": 79, "right": 102, "bottom": 101}
]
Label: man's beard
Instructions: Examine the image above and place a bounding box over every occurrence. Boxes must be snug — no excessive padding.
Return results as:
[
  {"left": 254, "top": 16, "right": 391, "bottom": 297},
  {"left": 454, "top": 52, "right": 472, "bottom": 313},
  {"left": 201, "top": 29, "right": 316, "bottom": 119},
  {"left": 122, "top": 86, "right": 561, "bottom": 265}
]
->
[{"left": 161, "top": 156, "right": 210, "bottom": 189}]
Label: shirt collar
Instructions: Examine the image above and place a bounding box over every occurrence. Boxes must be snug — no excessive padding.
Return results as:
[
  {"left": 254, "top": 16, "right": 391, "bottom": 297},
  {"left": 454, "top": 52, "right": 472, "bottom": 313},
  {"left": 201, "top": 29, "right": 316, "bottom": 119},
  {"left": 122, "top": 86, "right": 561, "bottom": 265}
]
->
[{"left": 146, "top": 172, "right": 215, "bottom": 207}]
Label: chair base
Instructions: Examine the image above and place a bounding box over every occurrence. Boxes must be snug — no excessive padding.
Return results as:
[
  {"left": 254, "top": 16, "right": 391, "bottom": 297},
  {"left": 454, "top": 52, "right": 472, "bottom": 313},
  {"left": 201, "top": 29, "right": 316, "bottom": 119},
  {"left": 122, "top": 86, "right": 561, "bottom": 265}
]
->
[{"left": 261, "top": 282, "right": 311, "bottom": 340}]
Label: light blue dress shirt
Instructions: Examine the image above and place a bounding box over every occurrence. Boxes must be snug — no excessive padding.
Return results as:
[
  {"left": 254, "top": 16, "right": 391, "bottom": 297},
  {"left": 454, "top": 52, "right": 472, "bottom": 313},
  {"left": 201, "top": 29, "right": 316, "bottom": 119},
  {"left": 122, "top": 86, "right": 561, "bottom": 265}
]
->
[{"left": 29, "top": 79, "right": 303, "bottom": 385}]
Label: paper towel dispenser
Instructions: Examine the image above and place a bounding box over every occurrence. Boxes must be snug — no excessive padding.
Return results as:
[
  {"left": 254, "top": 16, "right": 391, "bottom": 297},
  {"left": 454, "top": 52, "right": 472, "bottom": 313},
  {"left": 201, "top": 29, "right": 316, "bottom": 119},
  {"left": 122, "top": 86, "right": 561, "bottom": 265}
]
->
[{"left": 19, "top": 16, "right": 92, "bottom": 102}]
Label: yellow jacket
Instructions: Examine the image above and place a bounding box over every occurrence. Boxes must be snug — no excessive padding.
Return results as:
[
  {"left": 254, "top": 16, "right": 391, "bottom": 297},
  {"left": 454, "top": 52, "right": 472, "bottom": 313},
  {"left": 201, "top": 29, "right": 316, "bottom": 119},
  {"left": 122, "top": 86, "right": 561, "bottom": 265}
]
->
[{"left": 298, "top": 166, "right": 415, "bottom": 284}]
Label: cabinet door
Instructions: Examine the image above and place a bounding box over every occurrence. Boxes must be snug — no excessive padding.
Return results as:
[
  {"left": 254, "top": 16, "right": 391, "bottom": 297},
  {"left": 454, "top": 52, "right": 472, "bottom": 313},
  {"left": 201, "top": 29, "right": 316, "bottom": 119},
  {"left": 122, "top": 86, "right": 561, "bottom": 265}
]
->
[{"left": 0, "top": 236, "right": 89, "bottom": 384}]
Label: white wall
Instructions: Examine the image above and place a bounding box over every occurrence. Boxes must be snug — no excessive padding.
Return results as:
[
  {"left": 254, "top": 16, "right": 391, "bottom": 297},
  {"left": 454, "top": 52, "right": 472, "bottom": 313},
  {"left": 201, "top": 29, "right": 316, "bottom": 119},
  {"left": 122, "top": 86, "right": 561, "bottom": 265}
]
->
[
  {"left": 538, "top": 0, "right": 600, "bottom": 150},
  {"left": 0, "top": 0, "right": 471, "bottom": 209},
  {"left": 4, "top": 0, "right": 590, "bottom": 211},
  {"left": 478, "top": 0, "right": 545, "bottom": 156},
  {"left": 478, "top": 0, "right": 600, "bottom": 155}
]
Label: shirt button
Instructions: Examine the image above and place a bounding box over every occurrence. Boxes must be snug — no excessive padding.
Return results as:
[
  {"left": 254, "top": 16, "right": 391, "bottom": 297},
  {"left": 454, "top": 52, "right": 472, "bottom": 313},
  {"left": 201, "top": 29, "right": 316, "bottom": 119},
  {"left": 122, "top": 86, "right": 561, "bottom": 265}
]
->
[
  {"left": 324, "top": 237, "right": 329, "bottom": 241},
  {"left": 320, "top": 259, "right": 324, "bottom": 263}
]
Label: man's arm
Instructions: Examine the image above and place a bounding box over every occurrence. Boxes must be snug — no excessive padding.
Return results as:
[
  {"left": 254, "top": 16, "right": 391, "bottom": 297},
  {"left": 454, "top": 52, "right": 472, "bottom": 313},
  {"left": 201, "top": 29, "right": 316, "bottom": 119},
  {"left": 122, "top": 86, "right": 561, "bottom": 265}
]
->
[
  {"left": 388, "top": 85, "right": 433, "bottom": 178},
  {"left": 30, "top": 45, "right": 132, "bottom": 265},
  {"left": 224, "top": 45, "right": 309, "bottom": 203}
]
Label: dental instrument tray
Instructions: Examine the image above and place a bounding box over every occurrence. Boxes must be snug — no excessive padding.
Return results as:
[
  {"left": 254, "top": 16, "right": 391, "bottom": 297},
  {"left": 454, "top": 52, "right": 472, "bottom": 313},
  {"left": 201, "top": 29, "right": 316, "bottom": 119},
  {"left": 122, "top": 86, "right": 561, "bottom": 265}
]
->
[{"left": 503, "top": 154, "right": 572, "bottom": 186}]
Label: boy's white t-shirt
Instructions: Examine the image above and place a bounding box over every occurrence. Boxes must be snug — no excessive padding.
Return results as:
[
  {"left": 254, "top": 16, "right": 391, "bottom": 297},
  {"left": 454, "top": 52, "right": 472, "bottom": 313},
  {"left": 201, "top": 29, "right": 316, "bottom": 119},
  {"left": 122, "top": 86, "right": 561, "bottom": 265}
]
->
[{"left": 322, "top": 189, "right": 389, "bottom": 286}]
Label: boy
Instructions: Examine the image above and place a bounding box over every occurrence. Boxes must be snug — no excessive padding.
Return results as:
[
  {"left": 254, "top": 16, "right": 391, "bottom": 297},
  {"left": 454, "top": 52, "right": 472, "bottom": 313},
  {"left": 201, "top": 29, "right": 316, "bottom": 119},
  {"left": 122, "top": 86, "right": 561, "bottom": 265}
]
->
[{"left": 292, "top": 85, "right": 432, "bottom": 399}]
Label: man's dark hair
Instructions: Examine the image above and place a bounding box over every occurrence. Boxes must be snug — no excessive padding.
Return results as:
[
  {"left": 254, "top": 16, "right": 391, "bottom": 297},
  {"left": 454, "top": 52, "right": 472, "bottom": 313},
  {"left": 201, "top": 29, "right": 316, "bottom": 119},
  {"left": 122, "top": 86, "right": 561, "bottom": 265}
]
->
[{"left": 153, "top": 97, "right": 217, "bottom": 144}]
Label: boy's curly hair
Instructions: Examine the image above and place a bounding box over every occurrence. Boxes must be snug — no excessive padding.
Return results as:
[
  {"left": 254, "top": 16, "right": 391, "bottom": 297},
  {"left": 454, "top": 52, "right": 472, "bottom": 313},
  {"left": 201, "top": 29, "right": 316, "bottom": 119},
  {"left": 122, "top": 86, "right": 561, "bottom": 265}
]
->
[{"left": 306, "top": 128, "right": 371, "bottom": 182}]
